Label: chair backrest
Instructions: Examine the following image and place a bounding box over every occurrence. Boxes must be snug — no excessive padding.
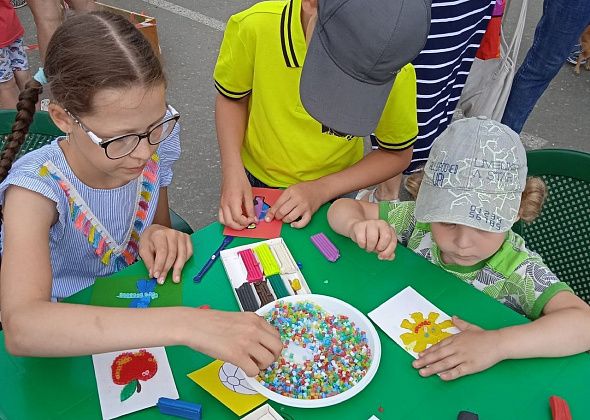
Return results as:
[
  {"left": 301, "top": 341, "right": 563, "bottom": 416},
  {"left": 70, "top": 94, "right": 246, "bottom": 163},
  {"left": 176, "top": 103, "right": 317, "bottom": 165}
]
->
[
  {"left": 0, "top": 110, "right": 64, "bottom": 158},
  {"left": 512, "top": 149, "right": 590, "bottom": 304}
]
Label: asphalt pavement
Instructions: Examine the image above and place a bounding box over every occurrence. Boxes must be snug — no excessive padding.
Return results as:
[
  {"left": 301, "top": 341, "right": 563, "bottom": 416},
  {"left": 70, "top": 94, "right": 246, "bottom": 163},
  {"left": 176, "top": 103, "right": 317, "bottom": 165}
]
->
[{"left": 14, "top": 0, "right": 590, "bottom": 230}]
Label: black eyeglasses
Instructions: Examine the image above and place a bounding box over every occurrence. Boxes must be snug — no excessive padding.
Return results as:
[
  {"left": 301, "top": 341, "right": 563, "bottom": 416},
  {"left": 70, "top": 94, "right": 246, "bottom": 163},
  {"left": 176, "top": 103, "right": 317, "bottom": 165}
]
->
[{"left": 64, "top": 104, "right": 180, "bottom": 159}]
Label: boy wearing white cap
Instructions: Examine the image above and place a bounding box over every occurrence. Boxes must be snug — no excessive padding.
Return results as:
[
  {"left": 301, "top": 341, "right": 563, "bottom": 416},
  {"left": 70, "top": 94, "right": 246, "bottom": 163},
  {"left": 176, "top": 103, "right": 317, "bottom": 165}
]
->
[
  {"left": 213, "top": 0, "right": 430, "bottom": 230},
  {"left": 328, "top": 117, "right": 590, "bottom": 380}
]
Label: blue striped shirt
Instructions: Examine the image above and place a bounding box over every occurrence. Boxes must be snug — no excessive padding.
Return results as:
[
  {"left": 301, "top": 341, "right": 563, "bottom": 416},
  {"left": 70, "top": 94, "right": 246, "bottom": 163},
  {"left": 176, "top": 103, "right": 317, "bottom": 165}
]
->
[
  {"left": 0, "top": 123, "right": 181, "bottom": 299},
  {"left": 407, "top": 0, "right": 495, "bottom": 172}
]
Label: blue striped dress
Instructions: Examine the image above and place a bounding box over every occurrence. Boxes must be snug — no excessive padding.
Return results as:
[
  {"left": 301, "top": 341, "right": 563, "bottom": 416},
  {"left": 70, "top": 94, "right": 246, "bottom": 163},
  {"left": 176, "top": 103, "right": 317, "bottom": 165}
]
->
[
  {"left": 0, "top": 123, "right": 181, "bottom": 299},
  {"left": 407, "top": 0, "right": 495, "bottom": 172}
]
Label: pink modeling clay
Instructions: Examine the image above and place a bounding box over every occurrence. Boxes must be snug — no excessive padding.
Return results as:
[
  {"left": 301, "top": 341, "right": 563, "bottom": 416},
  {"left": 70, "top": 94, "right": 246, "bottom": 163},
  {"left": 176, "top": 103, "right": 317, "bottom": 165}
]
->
[{"left": 238, "top": 249, "right": 263, "bottom": 282}]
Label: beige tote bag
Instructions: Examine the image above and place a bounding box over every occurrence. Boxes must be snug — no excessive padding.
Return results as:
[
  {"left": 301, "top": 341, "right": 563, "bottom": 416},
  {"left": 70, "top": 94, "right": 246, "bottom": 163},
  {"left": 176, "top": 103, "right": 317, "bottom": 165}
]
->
[{"left": 458, "top": 0, "right": 528, "bottom": 120}]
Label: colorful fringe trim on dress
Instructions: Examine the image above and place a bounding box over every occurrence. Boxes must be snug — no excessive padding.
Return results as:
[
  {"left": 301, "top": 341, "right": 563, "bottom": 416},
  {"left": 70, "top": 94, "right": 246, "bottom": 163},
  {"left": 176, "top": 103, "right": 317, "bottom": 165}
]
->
[{"left": 39, "top": 153, "right": 160, "bottom": 270}]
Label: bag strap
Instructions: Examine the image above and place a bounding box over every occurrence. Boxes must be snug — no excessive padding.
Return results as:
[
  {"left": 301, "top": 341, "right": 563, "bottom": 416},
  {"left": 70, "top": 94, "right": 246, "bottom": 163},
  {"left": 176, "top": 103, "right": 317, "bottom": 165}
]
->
[{"left": 500, "top": 0, "right": 528, "bottom": 61}]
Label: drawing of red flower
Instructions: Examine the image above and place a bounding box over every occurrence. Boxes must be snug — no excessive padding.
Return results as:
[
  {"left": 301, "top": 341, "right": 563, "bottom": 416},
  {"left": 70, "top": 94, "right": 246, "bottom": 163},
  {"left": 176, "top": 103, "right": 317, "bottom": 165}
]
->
[{"left": 111, "top": 349, "right": 158, "bottom": 401}]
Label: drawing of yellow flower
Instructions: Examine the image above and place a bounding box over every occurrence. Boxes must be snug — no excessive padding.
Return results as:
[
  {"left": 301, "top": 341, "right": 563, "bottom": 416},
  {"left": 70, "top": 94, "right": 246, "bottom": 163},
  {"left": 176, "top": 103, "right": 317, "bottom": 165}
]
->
[{"left": 399, "top": 312, "right": 454, "bottom": 353}]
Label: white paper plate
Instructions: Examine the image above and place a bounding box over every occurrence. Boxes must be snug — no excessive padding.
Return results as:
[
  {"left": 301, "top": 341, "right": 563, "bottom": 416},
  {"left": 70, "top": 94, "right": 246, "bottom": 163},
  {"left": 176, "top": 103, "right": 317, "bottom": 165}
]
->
[{"left": 246, "top": 294, "right": 381, "bottom": 408}]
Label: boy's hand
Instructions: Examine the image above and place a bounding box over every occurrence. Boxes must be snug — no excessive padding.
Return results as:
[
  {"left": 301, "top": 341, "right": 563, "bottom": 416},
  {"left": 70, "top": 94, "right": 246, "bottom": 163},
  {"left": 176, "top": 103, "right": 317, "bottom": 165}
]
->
[
  {"left": 139, "top": 224, "right": 193, "bottom": 284},
  {"left": 412, "top": 316, "right": 504, "bottom": 380},
  {"left": 349, "top": 219, "right": 397, "bottom": 260},
  {"left": 219, "top": 172, "right": 256, "bottom": 229},
  {"left": 190, "top": 310, "right": 283, "bottom": 377},
  {"left": 265, "top": 180, "right": 328, "bottom": 228}
]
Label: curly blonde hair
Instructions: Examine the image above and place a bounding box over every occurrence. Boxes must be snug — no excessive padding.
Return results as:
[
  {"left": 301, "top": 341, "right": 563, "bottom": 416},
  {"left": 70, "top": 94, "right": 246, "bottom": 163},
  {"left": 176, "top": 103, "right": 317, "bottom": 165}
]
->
[{"left": 404, "top": 170, "right": 547, "bottom": 223}]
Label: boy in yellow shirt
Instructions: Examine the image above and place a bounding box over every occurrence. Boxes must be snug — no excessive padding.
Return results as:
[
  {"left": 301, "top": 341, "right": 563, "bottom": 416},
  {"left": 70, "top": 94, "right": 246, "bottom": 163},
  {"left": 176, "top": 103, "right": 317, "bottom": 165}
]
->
[{"left": 214, "top": 0, "right": 431, "bottom": 228}]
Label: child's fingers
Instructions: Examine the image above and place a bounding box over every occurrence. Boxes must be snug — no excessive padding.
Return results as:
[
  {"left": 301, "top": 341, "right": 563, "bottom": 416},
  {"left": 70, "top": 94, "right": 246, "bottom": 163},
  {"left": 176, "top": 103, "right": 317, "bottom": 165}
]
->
[
  {"left": 250, "top": 343, "right": 279, "bottom": 370},
  {"left": 438, "top": 362, "right": 470, "bottom": 381},
  {"left": 378, "top": 240, "right": 396, "bottom": 260},
  {"left": 419, "top": 354, "right": 463, "bottom": 378},
  {"left": 229, "top": 201, "right": 252, "bottom": 228},
  {"left": 151, "top": 236, "right": 169, "bottom": 284},
  {"left": 265, "top": 191, "right": 290, "bottom": 222},
  {"left": 282, "top": 203, "right": 304, "bottom": 224},
  {"left": 185, "top": 234, "right": 194, "bottom": 260},
  {"left": 221, "top": 204, "right": 246, "bottom": 230},
  {"left": 238, "top": 357, "right": 260, "bottom": 378},
  {"left": 259, "top": 318, "right": 282, "bottom": 345},
  {"left": 269, "top": 196, "right": 297, "bottom": 222},
  {"left": 140, "top": 243, "right": 156, "bottom": 277},
  {"left": 290, "top": 211, "right": 311, "bottom": 228},
  {"left": 364, "top": 223, "right": 380, "bottom": 252},
  {"left": 243, "top": 191, "right": 256, "bottom": 222},
  {"left": 158, "top": 234, "right": 179, "bottom": 283},
  {"left": 375, "top": 226, "right": 393, "bottom": 253},
  {"left": 171, "top": 238, "right": 188, "bottom": 283},
  {"left": 352, "top": 224, "right": 367, "bottom": 249},
  {"left": 414, "top": 341, "right": 456, "bottom": 368}
]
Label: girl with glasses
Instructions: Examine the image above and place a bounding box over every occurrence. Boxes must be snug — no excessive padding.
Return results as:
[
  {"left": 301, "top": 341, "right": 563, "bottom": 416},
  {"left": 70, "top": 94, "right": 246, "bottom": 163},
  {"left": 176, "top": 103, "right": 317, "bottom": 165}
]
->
[{"left": 0, "top": 12, "right": 281, "bottom": 377}]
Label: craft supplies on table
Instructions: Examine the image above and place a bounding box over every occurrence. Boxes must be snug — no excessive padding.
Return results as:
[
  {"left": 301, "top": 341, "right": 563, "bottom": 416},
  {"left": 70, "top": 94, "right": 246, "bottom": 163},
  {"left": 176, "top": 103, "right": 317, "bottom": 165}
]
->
[
  {"left": 246, "top": 295, "right": 381, "bottom": 408},
  {"left": 193, "top": 236, "right": 235, "bottom": 283},
  {"left": 310, "top": 232, "right": 340, "bottom": 262},
  {"left": 240, "top": 404, "right": 284, "bottom": 420},
  {"left": 220, "top": 238, "right": 311, "bottom": 312},
  {"left": 157, "top": 397, "right": 202, "bottom": 420}
]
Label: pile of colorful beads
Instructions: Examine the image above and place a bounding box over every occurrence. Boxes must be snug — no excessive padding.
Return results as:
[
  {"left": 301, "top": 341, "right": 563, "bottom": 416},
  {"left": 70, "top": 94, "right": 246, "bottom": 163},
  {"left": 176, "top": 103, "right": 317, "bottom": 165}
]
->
[{"left": 258, "top": 301, "right": 371, "bottom": 399}]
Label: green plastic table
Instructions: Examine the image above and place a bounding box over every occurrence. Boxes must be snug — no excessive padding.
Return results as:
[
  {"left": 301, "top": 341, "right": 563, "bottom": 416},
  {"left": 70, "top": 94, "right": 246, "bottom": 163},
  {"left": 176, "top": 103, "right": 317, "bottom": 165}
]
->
[{"left": 1, "top": 206, "right": 589, "bottom": 420}]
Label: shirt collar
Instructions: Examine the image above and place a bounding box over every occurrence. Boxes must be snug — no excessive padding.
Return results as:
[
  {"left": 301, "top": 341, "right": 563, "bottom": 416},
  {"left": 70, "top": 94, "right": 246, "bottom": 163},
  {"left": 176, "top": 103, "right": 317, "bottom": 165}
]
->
[{"left": 280, "top": 0, "right": 307, "bottom": 68}]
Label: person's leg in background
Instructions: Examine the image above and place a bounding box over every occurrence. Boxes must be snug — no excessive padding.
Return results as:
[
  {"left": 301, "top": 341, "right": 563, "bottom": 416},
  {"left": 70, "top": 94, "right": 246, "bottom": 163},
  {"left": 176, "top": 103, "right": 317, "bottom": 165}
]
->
[
  {"left": 27, "top": 0, "right": 95, "bottom": 64},
  {"left": 64, "top": 0, "right": 95, "bottom": 11},
  {"left": 0, "top": 47, "right": 20, "bottom": 109},
  {"left": 501, "top": 0, "right": 590, "bottom": 133},
  {"left": 26, "top": 0, "right": 63, "bottom": 64},
  {"left": 7, "top": 37, "right": 31, "bottom": 91}
]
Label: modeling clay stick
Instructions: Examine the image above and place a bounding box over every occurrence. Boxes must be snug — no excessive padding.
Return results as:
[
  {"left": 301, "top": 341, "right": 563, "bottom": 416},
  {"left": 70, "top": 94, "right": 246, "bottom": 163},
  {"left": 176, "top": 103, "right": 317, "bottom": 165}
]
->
[
  {"left": 550, "top": 396, "right": 572, "bottom": 420},
  {"left": 157, "top": 397, "right": 202, "bottom": 420},
  {"left": 267, "top": 274, "right": 290, "bottom": 298},
  {"left": 310, "top": 232, "right": 340, "bottom": 262},
  {"left": 253, "top": 281, "right": 275, "bottom": 305},
  {"left": 238, "top": 249, "right": 263, "bottom": 282},
  {"left": 270, "top": 242, "right": 298, "bottom": 274},
  {"left": 235, "top": 283, "right": 260, "bottom": 312},
  {"left": 289, "top": 278, "right": 302, "bottom": 294},
  {"left": 253, "top": 243, "right": 280, "bottom": 276}
]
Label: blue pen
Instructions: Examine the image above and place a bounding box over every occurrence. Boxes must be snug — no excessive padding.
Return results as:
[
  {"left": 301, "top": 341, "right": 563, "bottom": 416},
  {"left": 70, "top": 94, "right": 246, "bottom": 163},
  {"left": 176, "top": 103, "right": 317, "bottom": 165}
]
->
[{"left": 193, "top": 236, "right": 234, "bottom": 283}]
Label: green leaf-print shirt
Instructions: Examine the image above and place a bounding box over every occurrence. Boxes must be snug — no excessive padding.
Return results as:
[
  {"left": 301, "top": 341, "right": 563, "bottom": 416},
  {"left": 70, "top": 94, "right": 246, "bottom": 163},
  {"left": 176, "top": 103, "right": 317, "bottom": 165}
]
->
[{"left": 379, "top": 201, "right": 572, "bottom": 319}]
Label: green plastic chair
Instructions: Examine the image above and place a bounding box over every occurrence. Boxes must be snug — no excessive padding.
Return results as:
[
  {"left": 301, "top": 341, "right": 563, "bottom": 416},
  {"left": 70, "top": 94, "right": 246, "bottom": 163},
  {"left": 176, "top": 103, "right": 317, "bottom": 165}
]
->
[
  {"left": 512, "top": 149, "right": 590, "bottom": 304},
  {"left": 0, "top": 109, "right": 193, "bottom": 234}
]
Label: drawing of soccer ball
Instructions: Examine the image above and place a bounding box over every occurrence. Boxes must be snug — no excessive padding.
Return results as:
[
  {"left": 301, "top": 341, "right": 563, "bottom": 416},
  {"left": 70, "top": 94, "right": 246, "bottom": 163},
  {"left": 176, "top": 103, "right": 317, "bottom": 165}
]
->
[{"left": 218, "top": 362, "right": 257, "bottom": 395}]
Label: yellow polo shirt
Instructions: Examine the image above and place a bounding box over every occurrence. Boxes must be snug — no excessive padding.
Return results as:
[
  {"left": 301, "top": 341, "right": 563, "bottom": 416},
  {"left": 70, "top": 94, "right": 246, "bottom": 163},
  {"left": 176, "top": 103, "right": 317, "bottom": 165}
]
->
[{"left": 214, "top": 0, "right": 418, "bottom": 188}]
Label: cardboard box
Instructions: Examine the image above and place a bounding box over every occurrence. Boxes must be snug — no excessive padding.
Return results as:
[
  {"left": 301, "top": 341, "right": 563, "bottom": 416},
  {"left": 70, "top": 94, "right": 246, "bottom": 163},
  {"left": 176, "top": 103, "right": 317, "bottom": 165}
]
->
[{"left": 96, "top": 2, "right": 161, "bottom": 57}]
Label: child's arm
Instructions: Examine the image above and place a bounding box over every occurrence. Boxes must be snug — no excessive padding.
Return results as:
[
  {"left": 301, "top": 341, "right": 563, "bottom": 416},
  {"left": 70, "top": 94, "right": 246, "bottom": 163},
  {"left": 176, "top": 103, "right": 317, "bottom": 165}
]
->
[
  {"left": 215, "top": 93, "right": 256, "bottom": 230},
  {"left": 413, "top": 292, "right": 590, "bottom": 381},
  {"left": 140, "top": 187, "right": 193, "bottom": 284},
  {"left": 267, "top": 146, "right": 413, "bottom": 228},
  {"left": 1, "top": 186, "right": 282, "bottom": 376},
  {"left": 328, "top": 198, "right": 397, "bottom": 260}
]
